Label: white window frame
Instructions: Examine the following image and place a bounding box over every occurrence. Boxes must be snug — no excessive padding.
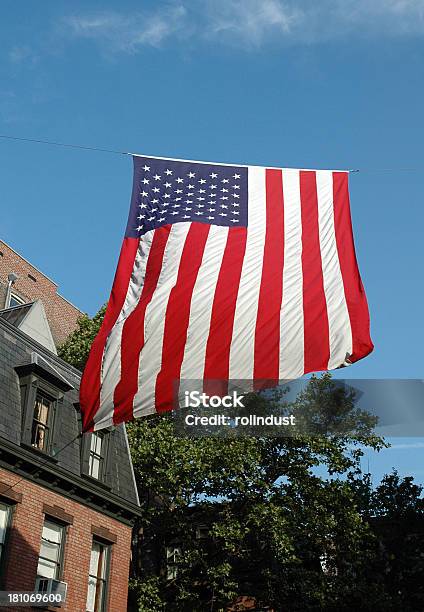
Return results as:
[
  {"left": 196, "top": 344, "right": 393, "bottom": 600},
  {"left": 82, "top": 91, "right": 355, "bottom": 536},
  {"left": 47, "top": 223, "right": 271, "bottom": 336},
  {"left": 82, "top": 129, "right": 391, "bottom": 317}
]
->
[
  {"left": 166, "top": 546, "right": 181, "bottom": 581},
  {"left": 0, "top": 502, "right": 12, "bottom": 567},
  {"left": 9, "top": 292, "right": 25, "bottom": 308},
  {"left": 86, "top": 538, "right": 111, "bottom": 612},
  {"left": 36, "top": 518, "right": 66, "bottom": 580},
  {"left": 88, "top": 433, "right": 104, "bottom": 480}
]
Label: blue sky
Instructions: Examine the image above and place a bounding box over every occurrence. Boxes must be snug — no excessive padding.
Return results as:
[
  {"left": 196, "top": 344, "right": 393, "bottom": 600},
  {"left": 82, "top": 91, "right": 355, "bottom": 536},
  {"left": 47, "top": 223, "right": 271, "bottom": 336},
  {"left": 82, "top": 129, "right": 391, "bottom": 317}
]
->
[{"left": 1, "top": 1, "right": 423, "bottom": 484}]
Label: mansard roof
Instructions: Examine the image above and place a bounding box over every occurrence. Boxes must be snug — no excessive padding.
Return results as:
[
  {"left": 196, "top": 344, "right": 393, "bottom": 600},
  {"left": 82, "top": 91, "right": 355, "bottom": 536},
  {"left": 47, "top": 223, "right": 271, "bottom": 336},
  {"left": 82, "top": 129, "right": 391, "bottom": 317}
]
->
[{"left": 0, "top": 315, "right": 140, "bottom": 524}]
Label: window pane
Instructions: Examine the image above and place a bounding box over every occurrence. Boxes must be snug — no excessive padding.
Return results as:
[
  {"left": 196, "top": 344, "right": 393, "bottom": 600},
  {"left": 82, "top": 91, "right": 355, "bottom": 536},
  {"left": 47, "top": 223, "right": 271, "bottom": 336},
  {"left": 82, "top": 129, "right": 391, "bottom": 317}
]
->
[
  {"left": 96, "top": 581, "right": 105, "bottom": 611},
  {"left": 34, "top": 397, "right": 50, "bottom": 424},
  {"left": 87, "top": 541, "right": 109, "bottom": 612},
  {"left": 43, "top": 521, "right": 62, "bottom": 544},
  {"left": 0, "top": 504, "right": 10, "bottom": 545},
  {"left": 37, "top": 557, "right": 57, "bottom": 579},
  {"left": 0, "top": 504, "right": 11, "bottom": 564},
  {"left": 86, "top": 578, "right": 104, "bottom": 612},
  {"left": 89, "top": 542, "right": 101, "bottom": 576},
  {"left": 31, "top": 423, "right": 48, "bottom": 450},
  {"left": 9, "top": 294, "right": 25, "bottom": 308},
  {"left": 166, "top": 546, "right": 180, "bottom": 562},
  {"left": 90, "top": 433, "right": 103, "bottom": 455},
  {"left": 32, "top": 396, "right": 51, "bottom": 451},
  {"left": 89, "top": 455, "right": 100, "bottom": 479},
  {"left": 40, "top": 540, "right": 60, "bottom": 563},
  {"left": 98, "top": 547, "right": 106, "bottom": 580},
  {"left": 37, "top": 520, "right": 63, "bottom": 580},
  {"left": 86, "top": 577, "right": 97, "bottom": 612},
  {"left": 90, "top": 542, "right": 107, "bottom": 579},
  {"left": 166, "top": 546, "right": 180, "bottom": 581}
]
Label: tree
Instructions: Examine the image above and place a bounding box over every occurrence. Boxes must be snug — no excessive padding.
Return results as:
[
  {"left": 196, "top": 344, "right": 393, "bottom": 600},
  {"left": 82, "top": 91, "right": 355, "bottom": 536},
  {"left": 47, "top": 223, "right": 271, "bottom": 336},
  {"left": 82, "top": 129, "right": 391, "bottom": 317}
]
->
[
  {"left": 60, "top": 307, "right": 423, "bottom": 611},
  {"left": 126, "top": 376, "right": 391, "bottom": 612},
  {"left": 58, "top": 304, "right": 106, "bottom": 371},
  {"left": 371, "top": 472, "right": 424, "bottom": 610}
]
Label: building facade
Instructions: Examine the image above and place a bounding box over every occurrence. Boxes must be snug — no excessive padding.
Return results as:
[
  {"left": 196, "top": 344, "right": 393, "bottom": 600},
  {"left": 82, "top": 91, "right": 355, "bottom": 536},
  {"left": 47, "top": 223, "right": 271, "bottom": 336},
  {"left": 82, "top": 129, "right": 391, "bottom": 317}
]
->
[
  {"left": 0, "top": 312, "right": 141, "bottom": 611},
  {"left": 0, "top": 240, "right": 83, "bottom": 347}
]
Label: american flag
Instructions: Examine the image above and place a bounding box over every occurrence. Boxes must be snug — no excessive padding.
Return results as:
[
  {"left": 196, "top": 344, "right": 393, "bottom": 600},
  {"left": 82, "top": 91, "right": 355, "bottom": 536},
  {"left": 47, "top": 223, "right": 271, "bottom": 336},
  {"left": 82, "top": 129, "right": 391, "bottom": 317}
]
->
[{"left": 79, "top": 155, "right": 373, "bottom": 432}]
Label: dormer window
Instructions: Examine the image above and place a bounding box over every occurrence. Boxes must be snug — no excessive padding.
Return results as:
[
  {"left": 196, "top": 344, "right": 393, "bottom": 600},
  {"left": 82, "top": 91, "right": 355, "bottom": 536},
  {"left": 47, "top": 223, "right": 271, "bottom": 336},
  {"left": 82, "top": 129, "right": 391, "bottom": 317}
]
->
[
  {"left": 81, "top": 431, "right": 112, "bottom": 485},
  {"left": 15, "top": 358, "right": 73, "bottom": 456}
]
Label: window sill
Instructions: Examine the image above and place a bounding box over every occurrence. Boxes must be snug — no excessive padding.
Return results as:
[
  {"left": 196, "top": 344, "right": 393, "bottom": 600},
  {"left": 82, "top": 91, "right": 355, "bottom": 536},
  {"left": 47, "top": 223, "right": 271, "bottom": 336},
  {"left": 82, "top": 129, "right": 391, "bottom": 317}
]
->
[{"left": 20, "top": 443, "right": 58, "bottom": 463}]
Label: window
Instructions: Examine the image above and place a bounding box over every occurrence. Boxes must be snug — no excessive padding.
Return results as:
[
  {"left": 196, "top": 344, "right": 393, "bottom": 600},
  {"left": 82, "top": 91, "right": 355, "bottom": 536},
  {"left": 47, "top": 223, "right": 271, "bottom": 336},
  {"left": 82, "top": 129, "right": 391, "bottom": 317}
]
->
[
  {"left": 9, "top": 292, "right": 25, "bottom": 308},
  {"left": 165, "top": 546, "right": 181, "bottom": 581},
  {"left": 88, "top": 433, "right": 104, "bottom": 480},
  {"left": 86, "top": 539, "right": 110, "bottom": 612},
  {"left": 81, "top": 431, "right": 112, "bottom": 483},
  {"left": 16, "top": 362, "right": 71, "bottom": 454},
  {"left": 31, "top": 392, "right": 54, "bottom": 452},
  {"left": 0, "top": 503, "right": 12, "bottom": 567},
  {"left": 37, "top": 519, "right": 65, "bottom": 580}
]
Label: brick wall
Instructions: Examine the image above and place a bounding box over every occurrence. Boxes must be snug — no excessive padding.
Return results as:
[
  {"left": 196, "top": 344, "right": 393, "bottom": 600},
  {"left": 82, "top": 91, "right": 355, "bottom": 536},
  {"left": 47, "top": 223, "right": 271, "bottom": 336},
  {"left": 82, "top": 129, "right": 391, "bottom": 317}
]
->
[
  {"left": 0, "top": 467, "right": 133, "bottom": 612},
  {"left": 0, "top": 241, "right": 84, "bottom": 347}
]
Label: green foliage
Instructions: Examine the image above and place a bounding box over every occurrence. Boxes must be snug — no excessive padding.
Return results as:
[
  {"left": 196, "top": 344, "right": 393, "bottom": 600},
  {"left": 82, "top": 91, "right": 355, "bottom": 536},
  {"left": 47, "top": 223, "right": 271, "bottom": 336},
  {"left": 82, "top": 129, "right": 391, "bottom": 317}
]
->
[
  {"left": 129, "top": 577, "right": 163, "bottom": 612},
  {"left": 57, "top": 304, "right": 106, "bottom": 371},
  {"left": 58, "top": 307, "right": 423, "bottom": 610},
  {"left": 127, "top": 375, "right": 393, "bottom": 611},
  {"left": 373, "top": 470, "right": 424, "bottom": 517},
  {"left": 368, "top": 471, "right": 424, "bottom": 610}
]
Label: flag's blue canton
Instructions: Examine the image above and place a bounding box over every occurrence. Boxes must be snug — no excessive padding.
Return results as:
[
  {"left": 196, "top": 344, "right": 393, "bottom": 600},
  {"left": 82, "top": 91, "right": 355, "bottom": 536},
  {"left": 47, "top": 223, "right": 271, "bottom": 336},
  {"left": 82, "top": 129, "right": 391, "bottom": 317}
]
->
[{"left": 126, "top": 156, "right": 248, "bottom": 238}]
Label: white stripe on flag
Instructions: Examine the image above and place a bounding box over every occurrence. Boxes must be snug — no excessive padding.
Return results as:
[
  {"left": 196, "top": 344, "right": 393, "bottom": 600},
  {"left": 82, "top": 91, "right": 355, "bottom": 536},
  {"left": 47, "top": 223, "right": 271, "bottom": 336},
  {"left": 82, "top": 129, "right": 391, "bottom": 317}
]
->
[
  {"left": 316, "top": 171, "right": 353, "bottom": 369},
  {"left": 94, "top": 232, "right": 154, "bottom": 430},
  {"left": 279, "top": 170, "right": 304, "bottom": 380},
  {"left": 179, "top": 225, "right": 229, "bottom": 387},
  {"left": 228, "top": 166, "right": 267, "bottom": 382},
  {"left": 133, "top": 222, "right": 192, "bottom": 418}
]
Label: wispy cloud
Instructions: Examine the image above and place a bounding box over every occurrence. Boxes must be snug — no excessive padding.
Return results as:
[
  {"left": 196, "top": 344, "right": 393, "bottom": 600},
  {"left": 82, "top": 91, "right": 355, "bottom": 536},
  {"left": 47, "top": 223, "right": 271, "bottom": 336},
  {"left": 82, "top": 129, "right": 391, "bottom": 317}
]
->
[
  {"left": 329, "top": 0, "right": 424, "bottom": 35},
  {"left": 62, "top": 5, "right": 188, "bottom": 53},
  {"left": 8, "top": 45, "right": 38, "bottom": 65},
  {"left": 387, "top": 442, "right": 424, "bottom": 450},
  {"left": 204, "top": 0, "right": 302, "bottom": 46},
  {"left": 58, "top": 0, "right": 424, "bottom": 54}
]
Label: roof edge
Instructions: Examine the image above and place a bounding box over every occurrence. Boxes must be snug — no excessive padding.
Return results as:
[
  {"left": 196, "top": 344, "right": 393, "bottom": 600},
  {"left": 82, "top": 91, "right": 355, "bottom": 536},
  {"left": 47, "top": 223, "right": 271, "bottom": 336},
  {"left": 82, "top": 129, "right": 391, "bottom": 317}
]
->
[
  {"left": 0, "top": 240, "right": 58, "bottom": 286},
  {"left": 0, "top": 316, "right": 82, "bottom": 380},
  {"left": 0, "top": 240, "right": 84, "bottom": 314}
]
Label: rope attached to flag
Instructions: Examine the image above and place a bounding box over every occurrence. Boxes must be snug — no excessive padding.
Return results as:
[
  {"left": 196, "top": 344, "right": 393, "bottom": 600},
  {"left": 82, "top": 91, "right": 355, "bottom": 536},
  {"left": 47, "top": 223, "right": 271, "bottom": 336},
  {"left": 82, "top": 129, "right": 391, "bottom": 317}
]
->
[{"left": 0, "top": 133, "right": 362, "bottom": 172}]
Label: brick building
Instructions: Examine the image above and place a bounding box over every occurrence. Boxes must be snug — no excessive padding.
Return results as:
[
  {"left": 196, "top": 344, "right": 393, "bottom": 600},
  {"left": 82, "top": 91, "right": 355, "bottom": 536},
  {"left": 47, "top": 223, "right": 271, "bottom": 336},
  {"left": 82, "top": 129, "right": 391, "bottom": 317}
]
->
[
  {"left": 0, "top": 306, "right": 141, "bottom": 610},
  {"left": 0, "top": 240, "right": 84, "bottom": 347}
]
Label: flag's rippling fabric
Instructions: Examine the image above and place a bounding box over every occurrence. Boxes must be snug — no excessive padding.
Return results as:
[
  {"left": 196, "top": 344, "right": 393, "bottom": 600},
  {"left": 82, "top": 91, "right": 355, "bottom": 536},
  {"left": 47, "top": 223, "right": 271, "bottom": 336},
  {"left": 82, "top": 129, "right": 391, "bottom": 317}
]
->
[{"left": 79, "top": 155, "right": 373, "bottom": 431}]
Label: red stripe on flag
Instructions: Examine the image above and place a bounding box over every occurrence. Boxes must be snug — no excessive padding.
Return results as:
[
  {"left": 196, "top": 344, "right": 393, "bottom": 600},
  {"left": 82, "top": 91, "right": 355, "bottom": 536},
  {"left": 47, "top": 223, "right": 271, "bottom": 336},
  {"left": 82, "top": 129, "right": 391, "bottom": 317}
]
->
[
  {"left": 254, "top": 169, "right": 284, "bottom": 386},
  {"left": 333, "top": 172, "right": 374, "bottom": 363},
  {"left": 112, "top": 227, "right": 170, "bottom": 425},
  {"left": 300, "top": 171, "right": 330, "bottom": 373},
  {"left": 154, "top": 223, "right": 211, "bottom": 413},
  {"left": 79, "top": 237, "right": 139, "bottom": 432},
  {"left": 203, "top": 227, "right": 247, "bottom": 394}
]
